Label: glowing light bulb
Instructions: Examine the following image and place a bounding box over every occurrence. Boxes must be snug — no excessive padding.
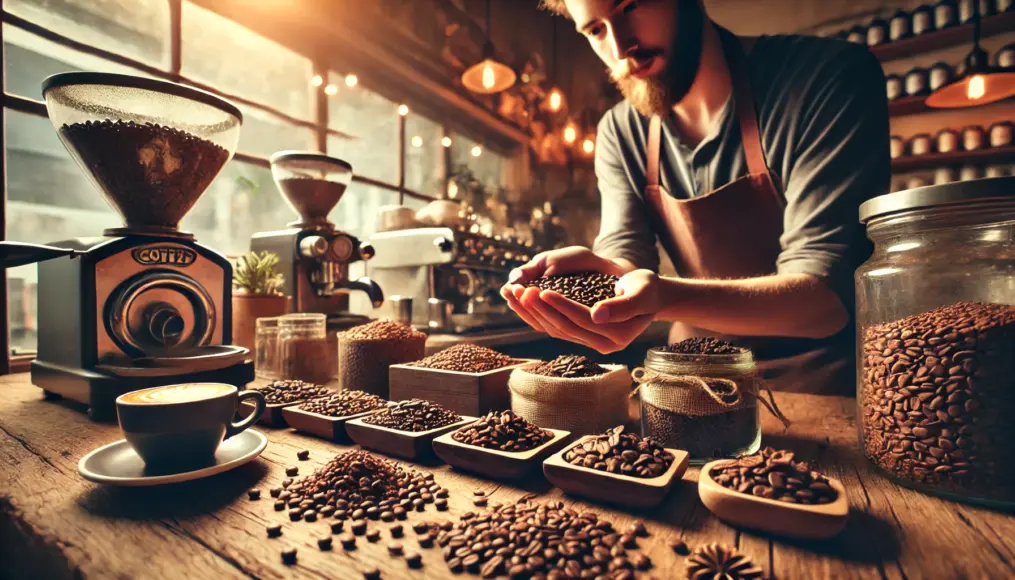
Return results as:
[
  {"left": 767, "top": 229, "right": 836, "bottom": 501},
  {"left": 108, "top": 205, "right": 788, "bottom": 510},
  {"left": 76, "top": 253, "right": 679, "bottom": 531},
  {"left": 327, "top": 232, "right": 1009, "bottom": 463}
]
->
[
  {"left": 310, "top": 75, "right": 323, "bottom": 87},
  {"left": 411, "top": 135, "right": 423, "bottom": 148},
  {"left": 397, "top": 104, "right": 409, "bottom": 116},
  {"left": 471, "top": 145, "right": 482, "bottom": 157},
  {"left": 345, "top": 74, "right": 358, "bottom": 87},
  {"left": 582, "top": 138, "right": 595, "bottom": 154},
  {"left": 548, "top": 90, "right": 562, "bottom": 111},
  {"left": 441, "top": 136, "right": 452, "bottom": 148},
  {"left": 324, "top": 84, "right": 338, "bottom": 96},
  {"left": 563, "top": 125, "right": 578, "bottom": 144},
  {"left": 482, "top": 62, "right": 495, "bottom": 90},
  {"left": 967, "top": 74, "right": 986, "bottom": 100},
  {"left": 448, "top": 181, "right": 459, "bottom": 198}
]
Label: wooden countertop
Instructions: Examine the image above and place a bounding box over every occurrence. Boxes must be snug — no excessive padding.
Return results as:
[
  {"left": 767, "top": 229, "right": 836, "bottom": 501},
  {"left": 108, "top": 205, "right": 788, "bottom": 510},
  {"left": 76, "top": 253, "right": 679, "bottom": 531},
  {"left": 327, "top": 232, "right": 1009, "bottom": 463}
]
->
[{"left": 1, "top": 373, "right": 1013, "bottom": 579}]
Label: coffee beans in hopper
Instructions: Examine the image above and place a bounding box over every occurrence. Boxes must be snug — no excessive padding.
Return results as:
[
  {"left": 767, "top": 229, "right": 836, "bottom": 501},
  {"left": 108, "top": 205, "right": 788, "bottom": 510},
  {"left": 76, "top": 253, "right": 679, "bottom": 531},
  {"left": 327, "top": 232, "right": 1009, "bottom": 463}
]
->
[
  {"left": 564, "top": 425, "right": 673, "bottom": 478},
  {"left": 861, "top": 301, "right": 1015, "bottom": 499},
  {"left": 407, "top": 343, "right": 516, "bottom": 374},
  {"left": 526, "top": 271, "right": 619, "bottom": 307},
  {"left": 298, "top": 390, "right": 388, "bottom": 417},
  {"left": 530, "top": 354, "right": 608, "bottom": 378},
  {"left": 709, "top": 447, "right": 837, "bottom": 504},
  {"left": 451, "top": 410, "right": 553, "bottom": 452},
  {"left": 253, "top": 379, "right": 331, "bottom": 405},
  {"left": 363, "top": 399, "right": 462, "bottom": 432}
]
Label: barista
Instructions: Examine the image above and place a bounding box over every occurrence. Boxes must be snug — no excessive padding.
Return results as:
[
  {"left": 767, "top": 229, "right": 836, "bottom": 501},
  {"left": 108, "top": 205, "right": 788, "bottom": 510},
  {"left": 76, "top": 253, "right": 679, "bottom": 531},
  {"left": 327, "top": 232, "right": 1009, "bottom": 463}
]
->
[{"left": 503, "top": 0, "right": 890, "bottom": 395}]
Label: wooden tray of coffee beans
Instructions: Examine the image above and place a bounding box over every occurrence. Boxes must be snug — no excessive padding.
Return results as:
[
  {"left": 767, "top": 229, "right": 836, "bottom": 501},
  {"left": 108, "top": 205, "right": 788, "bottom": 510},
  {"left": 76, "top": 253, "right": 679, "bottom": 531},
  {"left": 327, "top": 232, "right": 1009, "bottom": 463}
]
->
[
  {"left": 432, "top": 410, "right": 572, "bottom": 480},
  {"left": 281, "top": 390, "right": 391, "bottom": 441},
  {"left": 699, "top": 448, "right": 848, "bottom": 539},
  {"left": 239, "top": 380, "right": 334, "bottom": 427},
  {"left": 388, "top": 344, "right": 536, "bottom": 416},
  {"left": 345, "top": 398, "right": 476, "bottom": 460},
  {"left": 542, "top": 427, "right": 689, "bottom": 508}
]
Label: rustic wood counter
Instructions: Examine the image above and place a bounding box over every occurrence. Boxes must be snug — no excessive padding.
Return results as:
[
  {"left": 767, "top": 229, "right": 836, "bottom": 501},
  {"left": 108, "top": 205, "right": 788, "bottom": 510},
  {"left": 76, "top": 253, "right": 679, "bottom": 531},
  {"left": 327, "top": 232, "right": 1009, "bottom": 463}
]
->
[{"left": 1, "top": 372, "right": 1013, "bottom": 579}]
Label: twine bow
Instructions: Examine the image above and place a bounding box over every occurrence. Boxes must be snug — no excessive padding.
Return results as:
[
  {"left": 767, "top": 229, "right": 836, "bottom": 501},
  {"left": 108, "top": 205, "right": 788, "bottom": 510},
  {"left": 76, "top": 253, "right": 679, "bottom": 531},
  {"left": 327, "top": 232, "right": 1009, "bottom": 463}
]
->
[{"left": 631, "top": 367, "right": 791, "bottom": 429}]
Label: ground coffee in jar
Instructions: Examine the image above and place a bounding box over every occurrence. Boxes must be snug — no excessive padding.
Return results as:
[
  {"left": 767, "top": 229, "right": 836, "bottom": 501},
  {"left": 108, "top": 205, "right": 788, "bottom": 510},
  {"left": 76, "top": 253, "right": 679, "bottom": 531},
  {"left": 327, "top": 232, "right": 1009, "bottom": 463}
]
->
[
  {"left": 633, "top": 339, "right": 789, "bottom": 464},
  {"left": 338, "top": 320, "right": 426, "bottom": 397}
]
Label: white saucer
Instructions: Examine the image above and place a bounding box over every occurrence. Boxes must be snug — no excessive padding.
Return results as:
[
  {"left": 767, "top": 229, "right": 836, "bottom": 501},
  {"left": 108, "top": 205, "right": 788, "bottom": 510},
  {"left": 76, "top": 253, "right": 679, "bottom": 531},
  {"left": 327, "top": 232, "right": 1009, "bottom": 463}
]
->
[{"left": 78, "top": 429, "right": 267, "bottom": 486}]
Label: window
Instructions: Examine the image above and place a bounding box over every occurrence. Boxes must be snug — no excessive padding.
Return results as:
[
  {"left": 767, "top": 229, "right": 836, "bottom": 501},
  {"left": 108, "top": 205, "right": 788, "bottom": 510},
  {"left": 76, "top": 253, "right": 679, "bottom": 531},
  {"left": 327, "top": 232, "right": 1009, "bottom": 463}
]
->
[
  {"left": 405, "top": 113, "right": 445, "bottom": 197},
  {"left": 327, "top": 71, "right": 399, "bottom": 184},
  {"left": 327, "top": 181, "right": 400, "bottom": 239},
  {"left": 451, "top": 132, "right": 505, "bottom": 188}
]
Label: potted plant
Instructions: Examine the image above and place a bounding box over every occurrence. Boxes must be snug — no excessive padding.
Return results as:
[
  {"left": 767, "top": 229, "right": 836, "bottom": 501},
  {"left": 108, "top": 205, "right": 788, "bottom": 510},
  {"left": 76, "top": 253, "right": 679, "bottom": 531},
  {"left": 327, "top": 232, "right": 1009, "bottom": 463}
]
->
[{"left": 231, "top": 251, "right": 289, "bottom": 353}]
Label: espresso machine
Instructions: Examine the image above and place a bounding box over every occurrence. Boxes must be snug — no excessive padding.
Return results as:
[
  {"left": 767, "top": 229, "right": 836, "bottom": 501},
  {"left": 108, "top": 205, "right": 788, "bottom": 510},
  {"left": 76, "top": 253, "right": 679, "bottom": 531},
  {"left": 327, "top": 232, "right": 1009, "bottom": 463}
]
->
[
  {"left": 0, "top": 72, "right": 254, "bottom": 420},
  {"left": 364, "top": 227, "right": 534, "bottom": 333},
  {"left": 250, "top": 151, "right": 383, "bottom": 330}
]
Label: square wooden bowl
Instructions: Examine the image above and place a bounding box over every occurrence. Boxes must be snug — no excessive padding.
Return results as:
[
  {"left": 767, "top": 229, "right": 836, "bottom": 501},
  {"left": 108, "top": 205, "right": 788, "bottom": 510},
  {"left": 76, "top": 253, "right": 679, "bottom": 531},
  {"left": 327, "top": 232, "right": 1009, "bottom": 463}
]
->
[
  {"left": 698, "top": 459, "right": 849, "bottom": 539},
  {"left": 432, "top": 428, "right": 572, "bottom": 480},
  {"left": 542, "top": 436, "right": 689, "bottom": 508},
  {"left": 388, "top": 359, "right": 537, "bottom": 416},
  {"left": 281, "top": 404, "right": 389, "bottom": 442},
  {"left": 345, "top": 415, "right": 477, "bottom": 460}
]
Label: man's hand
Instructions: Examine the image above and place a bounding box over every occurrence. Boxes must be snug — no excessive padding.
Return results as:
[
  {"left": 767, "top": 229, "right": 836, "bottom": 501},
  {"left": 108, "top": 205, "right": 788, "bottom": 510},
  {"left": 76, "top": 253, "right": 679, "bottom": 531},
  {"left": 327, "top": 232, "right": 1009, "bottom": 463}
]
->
[{"left": 589, "top": 269, "right": 663, "bottom": 324}]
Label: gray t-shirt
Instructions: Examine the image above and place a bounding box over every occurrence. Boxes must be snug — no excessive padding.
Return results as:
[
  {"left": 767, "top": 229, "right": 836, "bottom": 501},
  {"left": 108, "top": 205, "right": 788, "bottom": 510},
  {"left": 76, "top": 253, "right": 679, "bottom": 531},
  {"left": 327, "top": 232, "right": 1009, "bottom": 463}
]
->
[{"left": 592, "top": 33, "right": 890, "bottom": 311}]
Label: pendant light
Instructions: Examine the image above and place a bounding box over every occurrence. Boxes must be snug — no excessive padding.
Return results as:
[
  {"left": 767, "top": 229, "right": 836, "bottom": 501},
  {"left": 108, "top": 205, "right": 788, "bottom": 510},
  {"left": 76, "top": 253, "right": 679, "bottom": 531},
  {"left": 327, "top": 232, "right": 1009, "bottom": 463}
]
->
[
  {"left": 926, "top": 2, "right": 1015, "bottom": 108},
  {"left": 461, "top": 0, "right": 517, "bottom": 94},
  {"left": 546, "top": 17, "right": 566, "bottom": 113}
]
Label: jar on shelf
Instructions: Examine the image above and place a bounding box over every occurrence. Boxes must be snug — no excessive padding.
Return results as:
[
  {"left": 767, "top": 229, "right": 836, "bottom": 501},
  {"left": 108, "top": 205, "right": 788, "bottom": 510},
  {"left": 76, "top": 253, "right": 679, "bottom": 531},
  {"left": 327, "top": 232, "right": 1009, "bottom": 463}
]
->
[
  {"left": 856, "top": 177, "right": 1015, "bottom": 508},
  {"left": 254, "top": 316, "right": 282, "bottom": 380},
  {"left": 928, "top": 62, "right": 954, "bottom": 91},
  {"left": 847, "top": 25, "right": 868, "bottom": 44},
  {"left": 277, "top": 313, "right": 332, "bottom": 385},
  {"left": 959, "top": 165, "right": 982, "bottom": 180},
  {"left": 988, "top": 121, "right": 1013, "bottom": 147},
  {"left": 890, "top": 136, "right": 906, "bottom": 159},
  {"left": 997, "top": 43, "right": 1015, "bottom": 69},
  {"left": 998, "top": 0, "right": 1014, "bottom": 13},
  {"left": 936, "top": 128, "right": 960, "bottom": 153},
  {"left": 906, "top": 175, "right": 930, "bottom": 189},
  {"left": 934, "top": 166, "right": 958, "bottom": 184},
  {"left": 984, "top": 165, "right": 1008, "bottom": 178},
  {"left": 633, "top": 347, "right": 788, "bottom": 464},
  {"left": 909, "top": 133, "right": 934, "bottom": 156},
  {"left": 962, "top": 125, "right": 986, "bottom": 151},
  {"left": 960, "top": 0, "right": 996, "bottom": 22},
  {"left": 890, "top": 10, "right": 913, "bottom": 41},
  {"left": 904, "top": 67, "right": 929, "bottom": 96},
  {"left": 912, "top": 4, "right": 936, "bottom": 35},
  {"left": 867, "top": 18, "right": 889, "bottom": 46},
  {"left": 886, "top": 75, "right": 904, "bottom": 101},
  {"left": 935, "top": 0, "right": 959, "bottom": 28}
]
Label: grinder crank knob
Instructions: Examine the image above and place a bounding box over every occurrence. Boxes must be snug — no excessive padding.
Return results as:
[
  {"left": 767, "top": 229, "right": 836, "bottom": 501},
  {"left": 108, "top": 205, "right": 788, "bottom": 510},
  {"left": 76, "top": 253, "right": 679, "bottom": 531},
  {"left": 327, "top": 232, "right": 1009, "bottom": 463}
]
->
[
  {"left": 299, "top": 235, "right": 329, "bottom": 258},
  {"left": 359, "top": 242, "right": 375, "bottom": 260},
  {"left": 433, "top": 237, "right": 454, "bottom": 253},
  {"left": 145, "top": 303, "right": 186, "bottom": 348}
]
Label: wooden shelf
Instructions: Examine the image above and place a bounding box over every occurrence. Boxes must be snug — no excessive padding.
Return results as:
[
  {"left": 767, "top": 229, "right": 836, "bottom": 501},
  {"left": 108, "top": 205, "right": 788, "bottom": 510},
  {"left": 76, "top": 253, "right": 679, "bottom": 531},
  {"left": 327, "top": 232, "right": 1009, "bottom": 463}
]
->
[
  {"left": 891, "top": 145, "right": 1015, "bottom": 172},
  {"left": 888, "top": 95, "right": 931, "bottom": 116},
  {"left": 872, "top": 12, "right": 1015, "bottom": 62}
]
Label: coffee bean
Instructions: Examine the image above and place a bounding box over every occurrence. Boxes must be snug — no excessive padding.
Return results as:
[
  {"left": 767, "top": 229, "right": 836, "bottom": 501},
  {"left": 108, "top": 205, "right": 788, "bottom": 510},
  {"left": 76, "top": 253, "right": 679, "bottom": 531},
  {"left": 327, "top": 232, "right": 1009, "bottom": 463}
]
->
[
  {"left": 341, "top": 533, "right": 357, "bottom": 550},
  {"left": 330, "top": 521, "right": 344, "bottom": 534},
  {"left": 297, "top": 450, "right": 310, "bottom": 461},
  {"left": 269, "top": 487, "right": 281, "bottom": 498},
  {"left": 669, "top": 539, "right": 690, "bottom": 555},
  {"left": 436, "top": 499, "right": 448, "bottom": 511},
  {"left": 266, "top": 524, "right": 282, "bottom": 538},
  {"left": 473, "top": 497, "right": 488, "bottom": 507},
  {"left": 391, "top": 524, "right": 404, "bottom": 538},
  {"left": 274, "top": 500, "right": 285, "bottom": 511},
  {"left": 282, "top": 478, "right": 293, "bottom": 488},
  {"left": 318, "top": 536, "right": 333, "bottom": 551},
  {"left": 381, "top": 510, "right": 395, "bottom": 521},
  {"left": 279, "top": 547, "right": 298, "bottom": 565},
  {"left": 407, "top": 343, "right": 517, "bottom": 374},
  {"left": 286, "top": 467, "right": 299, "bottom": 477},
  {"left": 367, "top": 529, "right": 381, "bottom": 543},
  {"left": 362, "top": 567, "right": 380, "bottom": 580},
  {"left": 247, "top": 489, "right": 260, "bottom": 501},
  {"left": 352, "top": 520, "right": 367, "bottom": 535},
  {"left": 419, "top": 534, "right": 435, "bottom": 549},
  {"left": 289, "top": 509, "right": 303, "bottom": 522},
  {"left": 389, "top": 542, "right": 404, "bottom": 556},
  {"left": 406, "top": 552, "right": 423, "bottom": 568}
]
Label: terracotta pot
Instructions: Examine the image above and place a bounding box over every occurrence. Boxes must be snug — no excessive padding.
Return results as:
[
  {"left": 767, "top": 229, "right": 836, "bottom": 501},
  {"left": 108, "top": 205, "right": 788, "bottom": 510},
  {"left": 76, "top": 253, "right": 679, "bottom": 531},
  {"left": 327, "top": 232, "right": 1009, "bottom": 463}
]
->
[{"left": 231, "top": 294, "right": 290, "bottom": 354}]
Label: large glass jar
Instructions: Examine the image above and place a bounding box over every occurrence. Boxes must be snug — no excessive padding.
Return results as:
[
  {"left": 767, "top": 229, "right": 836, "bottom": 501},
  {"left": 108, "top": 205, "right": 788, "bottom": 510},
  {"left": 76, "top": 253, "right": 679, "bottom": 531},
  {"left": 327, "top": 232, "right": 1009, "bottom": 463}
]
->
[
  {"left": 277, "top": 313, "right": 332, "bottom": 385},
  {"left": 635, "top": 347, "right": 762, "bottom": 464},
  {"left": 856, "top": 177, "right": 1015, "bottom": 507}
]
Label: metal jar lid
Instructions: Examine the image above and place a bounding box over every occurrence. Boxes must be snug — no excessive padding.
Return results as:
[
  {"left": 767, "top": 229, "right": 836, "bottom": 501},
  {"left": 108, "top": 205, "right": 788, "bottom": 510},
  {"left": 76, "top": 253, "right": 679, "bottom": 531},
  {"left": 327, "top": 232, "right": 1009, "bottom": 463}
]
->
[{"left": 859, "top": 176, "right": 1015, "bottom": 223}]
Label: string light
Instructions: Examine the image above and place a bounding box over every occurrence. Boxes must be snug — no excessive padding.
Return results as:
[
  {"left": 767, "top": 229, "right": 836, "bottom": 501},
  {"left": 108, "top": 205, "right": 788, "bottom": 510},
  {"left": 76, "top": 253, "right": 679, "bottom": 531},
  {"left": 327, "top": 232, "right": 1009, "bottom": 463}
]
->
[
  {"left": 324, "top": 84, "right": 338, "bottom": 96},
  {"left": 582, "top": 138, "right": 595, "bottom": 155},
  {"left": 548, "top": 88, "right": 563, "bottom": 112},
  {"left": 967, "top": 74, "right": 986, "bottom": 99},
  {"left": 397, "top": 104, "right": 409, "bottom": 116},
  {"left": 310, "top": 75, "right": 323, "bottom": 87},
  {"left": 441, "top": 136, "right": 452, "bottom": 148},
  {"left": 563, "top": 123, "right": 578, "bottom": 145},
  {"left": 471, "top": 145, "right": 482, "bottom": 157},
  {"left": 345, "top": 74, "right": 358, "bottom": 87},
  {"left": 411, "top": 135, "right": 423, "bottom": 148}
]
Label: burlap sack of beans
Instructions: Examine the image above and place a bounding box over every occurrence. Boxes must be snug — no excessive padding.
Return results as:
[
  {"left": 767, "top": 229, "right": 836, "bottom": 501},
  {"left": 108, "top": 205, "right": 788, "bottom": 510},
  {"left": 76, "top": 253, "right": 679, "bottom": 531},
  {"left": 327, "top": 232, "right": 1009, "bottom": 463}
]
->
[
  {"left": 508, "top": 363, "right": 631, "bottom": 435},
  {"left": 337, "top": 335, "right": 425, "bottom": 398}
]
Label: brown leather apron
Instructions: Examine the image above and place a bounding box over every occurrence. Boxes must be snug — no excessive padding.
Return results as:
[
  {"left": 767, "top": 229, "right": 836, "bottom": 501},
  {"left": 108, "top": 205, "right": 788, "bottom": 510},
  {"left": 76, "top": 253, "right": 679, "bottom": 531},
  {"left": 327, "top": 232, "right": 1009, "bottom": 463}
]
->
[{"left": 643, "top": 30, "right": 855, "bottom": 396}]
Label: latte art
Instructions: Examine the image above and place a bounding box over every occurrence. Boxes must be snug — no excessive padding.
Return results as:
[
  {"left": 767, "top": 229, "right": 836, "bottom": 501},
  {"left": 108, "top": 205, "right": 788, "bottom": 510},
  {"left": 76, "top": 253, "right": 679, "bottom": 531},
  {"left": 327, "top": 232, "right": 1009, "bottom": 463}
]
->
[{"left": 120, "top": 383, "right": 234, "bottom": 405}]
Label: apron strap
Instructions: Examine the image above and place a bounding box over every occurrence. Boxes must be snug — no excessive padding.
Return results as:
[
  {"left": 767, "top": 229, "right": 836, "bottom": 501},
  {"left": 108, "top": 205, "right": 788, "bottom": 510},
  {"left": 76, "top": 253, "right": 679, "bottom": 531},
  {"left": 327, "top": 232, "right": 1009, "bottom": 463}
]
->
[{"left": 719, "top": 29, "right": 769, "bottom": 179}]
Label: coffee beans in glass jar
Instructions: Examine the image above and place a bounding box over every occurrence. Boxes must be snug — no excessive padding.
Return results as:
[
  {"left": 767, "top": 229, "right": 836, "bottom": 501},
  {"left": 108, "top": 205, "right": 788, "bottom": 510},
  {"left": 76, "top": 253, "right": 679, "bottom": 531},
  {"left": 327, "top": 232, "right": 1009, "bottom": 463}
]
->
[
  {"left": 298, "top": 390, "right": 387, "bottom": 417},
  {"left": 451, "top": 410, "right": 553, "bottom": 452},
  {"left": 526, "top": 271, "right": 619, "bottom": 307},
  {"left": 709, "top": 447, "right": 837, "bottom": 504},
  {"left": 529, "top": 355, "right": 608, "bottom": 378},
  {"left": 665, "top": 337, "right": 746, "bottom": 356},
  {"left": 254, "top": 379, "right": 331, "bottom": 405},
  {"left": 407, "top": 343, "right": 516, "bottom": 374},
  {"left": 564, "top": 426, "right": 674, "bottom": 478},
  {"left": 338, "top": 320, "right": 427, "bottom": 397},
  {"left": 861, "top": 301, "right": 1015, "bottom": 502},
  {"left": 363, "top": 399, "right": 462, "bottom": 432}
]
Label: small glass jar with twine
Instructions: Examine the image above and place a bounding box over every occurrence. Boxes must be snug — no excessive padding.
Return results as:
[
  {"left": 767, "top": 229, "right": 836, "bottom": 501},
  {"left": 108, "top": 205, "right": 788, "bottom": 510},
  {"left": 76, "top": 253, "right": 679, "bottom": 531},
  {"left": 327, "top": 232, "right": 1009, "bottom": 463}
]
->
[{"left": 633, "top": 347, "right": 789, "bottom": 465}]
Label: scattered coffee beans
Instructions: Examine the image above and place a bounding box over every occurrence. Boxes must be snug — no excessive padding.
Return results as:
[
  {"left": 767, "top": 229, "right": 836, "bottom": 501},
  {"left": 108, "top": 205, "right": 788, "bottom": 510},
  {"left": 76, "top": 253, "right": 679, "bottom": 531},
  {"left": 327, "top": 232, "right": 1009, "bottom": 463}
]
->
[
  {"left": 363, "top": 399, "right": 462, "bottom": 432},
  {"left": 665, "top": 337, "right": 746, "bottom": 356},
  {"left": 317, "top": 536, "right": 333, "bottom": 551},
  {"left": 861, "top": 301, "right": 1015, "bottom": 500},
  {"left": 247, "top": 489, "right": 260, "bottom": 501},
  {"left": 266, "top": 524, "right": 282, "bottom": 538},
  {"left": 362, "top": 567, "right": 380, "bottom": 580},
  {"left": 388, "top": 542, "right": 404, "bottom": 556},
  {"left": 286, "top": 467, "right": 299, "bottom": 477},
  {"left": 269, "top": 487, "right": 281, "bottom": 498},
  {"left": 331, "top": 521, "right": 344, "bottom": 534},
  {"left": 254, "top": 379, "right": 331, "bottom": 405},
  {"left": 391, "top": 524, "right": 404, "bottom": 538},
  {"left": 298, "top": 390, "right": 388, "bottom": 418},
  {"left": 341, "top": 534, "right": 357, "bottom": 550},
  {"left": 710, "top": 447, "right": 837, "bottom": 504},
  {"left": 367, "top": 529, "right": 381, "bottom": 543},
  {"left": 686, "top": 543, "right": 762, "bottom": 580},
  {"left": 281, "top": 548, "right": 298, "bottom": 565},
  {"left": 451, "top": 410, "right": 553, "bottom": 452},
  {"left": 564, "top": 426, "right": 674, "bottom": 478},
  {"left": 530, "top": 355, "right": 609, "bottom": 378},
  {"left": 407, "top": 343, "right": 516, "bottom": 374},
  {"left": 526, "top": 271, "right": 619, "bottom": 307},
  {"left": 274, "top": 500, "right": 285, "bottom": 511},
  {"left": 669, "top": 538, "right": 690, "bottom": 556},
  {"left": 297, "top": 450, "right": 310, "bottom": 460},
  {"left": 352, "top": 520, "right": 368, "bottom": 535}
]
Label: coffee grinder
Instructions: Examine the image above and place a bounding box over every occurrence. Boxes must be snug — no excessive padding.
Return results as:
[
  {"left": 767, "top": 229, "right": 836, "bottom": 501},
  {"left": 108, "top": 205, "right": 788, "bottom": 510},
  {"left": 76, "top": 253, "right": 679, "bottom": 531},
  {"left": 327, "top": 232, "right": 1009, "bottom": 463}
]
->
[
  {"left": 250, "top": 151, "right": 384, "bottom": 329},
  {"left": 0, "top": 72, "right": 254, "bottom": 420}
]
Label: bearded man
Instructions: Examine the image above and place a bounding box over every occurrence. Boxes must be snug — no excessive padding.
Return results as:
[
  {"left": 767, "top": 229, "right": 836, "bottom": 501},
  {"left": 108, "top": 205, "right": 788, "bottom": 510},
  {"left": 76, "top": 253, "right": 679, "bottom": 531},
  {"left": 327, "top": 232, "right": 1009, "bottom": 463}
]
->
[{"left": 503, "top": 0, "right": 890, "bottom": 395}]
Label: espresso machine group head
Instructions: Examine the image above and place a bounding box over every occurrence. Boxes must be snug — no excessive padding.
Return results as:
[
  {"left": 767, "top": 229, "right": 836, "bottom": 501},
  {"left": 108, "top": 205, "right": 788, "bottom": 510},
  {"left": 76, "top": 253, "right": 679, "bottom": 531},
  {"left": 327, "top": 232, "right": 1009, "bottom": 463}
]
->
[{"left": 250, "top": 152, "right": 383, "bottom": 325}]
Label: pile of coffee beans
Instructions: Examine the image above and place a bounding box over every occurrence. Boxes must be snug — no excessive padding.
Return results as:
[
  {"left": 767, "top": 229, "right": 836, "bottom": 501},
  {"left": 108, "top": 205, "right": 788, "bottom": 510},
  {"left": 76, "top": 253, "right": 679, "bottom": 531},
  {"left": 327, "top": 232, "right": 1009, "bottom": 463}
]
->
[
  {"left": 665, "top": 337, "right": 746, "bottom": 355},
  {"left": 59, "top": 120, "right": 229, "bottom": 228},
  {"left": 433, "top": 497, "right": 653, "bottom": 578},
  {"left": 451, "top": 410, "right": 553, "bottom": 452},
  {"left": 861, "top": 301, "right": 1015, "bottom": 499},
  {"left": 298, "top": 390, "right": 387, "bottom": 417},
  {"left": 407, "top": 344, "right": 516, "bottom": 374},
  {"left": 254, "top": 379, "right": 331, "bottom": 405},
  {"left": 564, "top": 426, "right": 673, "bottom": 478},
  {"left": 709, "top": 447, "right": 837, "bottom": 504},
  {"left": 279, "top": 450, "right": 446, "bottom": 523},
  {"left": 342, "top": 319, "right": 427, "bottom": 342},
  {"left": 530, "top": 355, "right": 608, "bottom": 378},
  {"left": 363, "top": 399, "right": 462, "bottom": 432},
  {"left": 526, "top": 271, "right": 618, "bottom": 307},
  {"left": 687, "top": 543, "right": 763, "bottom": 580}
]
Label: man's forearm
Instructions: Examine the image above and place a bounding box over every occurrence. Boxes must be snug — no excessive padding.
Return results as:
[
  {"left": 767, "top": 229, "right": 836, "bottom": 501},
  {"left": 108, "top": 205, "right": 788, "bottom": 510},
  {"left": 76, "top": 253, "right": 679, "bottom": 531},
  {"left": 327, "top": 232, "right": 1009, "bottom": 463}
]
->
[{"left": 657, "top": 273, "right": 849, "bottom": 339}]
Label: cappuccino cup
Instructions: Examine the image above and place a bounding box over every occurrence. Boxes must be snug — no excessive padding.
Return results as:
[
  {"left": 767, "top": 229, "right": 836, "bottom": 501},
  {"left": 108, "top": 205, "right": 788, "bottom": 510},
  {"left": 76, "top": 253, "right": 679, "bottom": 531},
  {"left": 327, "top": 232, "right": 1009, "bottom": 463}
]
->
[{"left": 116, "top": 383, "right": 266, "bottom": 467}]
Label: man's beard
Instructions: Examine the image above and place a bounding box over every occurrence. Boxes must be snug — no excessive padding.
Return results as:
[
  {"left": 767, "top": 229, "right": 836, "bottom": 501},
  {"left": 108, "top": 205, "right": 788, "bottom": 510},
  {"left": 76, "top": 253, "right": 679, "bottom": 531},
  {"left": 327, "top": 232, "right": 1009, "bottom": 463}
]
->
[{"left": 609, "top": 0, "right": 705, "bottom": 117}]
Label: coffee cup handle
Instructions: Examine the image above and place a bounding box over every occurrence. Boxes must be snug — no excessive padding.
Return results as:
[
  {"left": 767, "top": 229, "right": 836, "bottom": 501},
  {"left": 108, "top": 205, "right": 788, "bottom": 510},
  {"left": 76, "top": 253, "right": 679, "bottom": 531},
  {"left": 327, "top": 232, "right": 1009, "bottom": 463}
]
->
[{"left": 227, "top": 390, "right": 266, "bottom": 439}]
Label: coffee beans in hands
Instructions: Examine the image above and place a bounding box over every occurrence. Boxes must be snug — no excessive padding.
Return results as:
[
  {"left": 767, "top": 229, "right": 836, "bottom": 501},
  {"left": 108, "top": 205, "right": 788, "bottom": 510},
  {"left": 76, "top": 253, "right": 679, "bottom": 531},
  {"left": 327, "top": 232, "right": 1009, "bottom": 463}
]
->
[{"left": 526, "top": 271, "right": 619, "bottom": 307}]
